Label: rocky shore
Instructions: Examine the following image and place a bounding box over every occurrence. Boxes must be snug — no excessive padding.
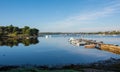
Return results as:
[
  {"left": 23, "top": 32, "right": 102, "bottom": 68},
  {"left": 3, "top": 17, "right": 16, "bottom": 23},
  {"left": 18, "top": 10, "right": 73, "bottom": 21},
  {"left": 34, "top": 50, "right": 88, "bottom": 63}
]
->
[{"left": 0, "top": 58, "right": 120, "bottom": 72}]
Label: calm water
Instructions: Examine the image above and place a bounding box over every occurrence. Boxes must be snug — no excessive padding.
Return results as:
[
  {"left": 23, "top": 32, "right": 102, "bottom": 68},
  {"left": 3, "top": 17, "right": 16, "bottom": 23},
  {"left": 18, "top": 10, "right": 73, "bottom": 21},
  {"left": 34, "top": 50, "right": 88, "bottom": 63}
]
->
[{"left": 0, "top": 35, "right": 120, "bottom": 66}]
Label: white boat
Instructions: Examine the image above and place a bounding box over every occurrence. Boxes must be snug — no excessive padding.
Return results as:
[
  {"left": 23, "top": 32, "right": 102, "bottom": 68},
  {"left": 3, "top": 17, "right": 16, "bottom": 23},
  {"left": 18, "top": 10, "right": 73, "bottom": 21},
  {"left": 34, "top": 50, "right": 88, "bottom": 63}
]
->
[
  {"left": 45, "top": 35, "right": 49, "bottom": 39},
  {"left": 112, "top": 35, "right": 117, "bottom": 36},
  {"left": 69, "top": 37, "right": 74, "bottom": 41}
]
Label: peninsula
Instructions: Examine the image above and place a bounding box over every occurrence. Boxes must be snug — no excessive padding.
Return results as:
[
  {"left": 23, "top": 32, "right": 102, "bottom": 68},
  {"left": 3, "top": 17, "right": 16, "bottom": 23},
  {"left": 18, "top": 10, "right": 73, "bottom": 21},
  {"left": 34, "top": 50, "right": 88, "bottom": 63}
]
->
[{"left": 0, "top": 25, "right": 39, "bottom": 38}]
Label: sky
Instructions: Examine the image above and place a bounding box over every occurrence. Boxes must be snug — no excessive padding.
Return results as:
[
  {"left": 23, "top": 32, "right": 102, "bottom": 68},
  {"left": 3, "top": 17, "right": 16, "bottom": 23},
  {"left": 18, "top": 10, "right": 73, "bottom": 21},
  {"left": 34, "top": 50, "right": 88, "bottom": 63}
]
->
[{"left": 0, "top": 0, "right": 120, "bottom": 32}]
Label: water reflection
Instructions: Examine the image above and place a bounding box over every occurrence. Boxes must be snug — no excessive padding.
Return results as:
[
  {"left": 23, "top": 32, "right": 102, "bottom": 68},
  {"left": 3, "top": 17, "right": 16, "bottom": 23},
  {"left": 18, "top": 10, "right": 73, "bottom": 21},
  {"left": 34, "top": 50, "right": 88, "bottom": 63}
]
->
[
  {"left": 0, "top": 35, "right": 120, "bottom": 66},
  {"left": 0, "top": 38, "right": 39, "bottom": 47}
]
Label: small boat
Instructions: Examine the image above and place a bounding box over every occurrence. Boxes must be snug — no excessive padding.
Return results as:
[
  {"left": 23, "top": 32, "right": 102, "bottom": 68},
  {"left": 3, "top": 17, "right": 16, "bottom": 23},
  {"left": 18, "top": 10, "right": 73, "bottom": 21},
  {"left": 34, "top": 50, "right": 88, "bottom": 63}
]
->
[
  {"left": 112, "top": 35, "right": 117, "bottom": 36},
  {"left": 79, "top": 41, "right": 86, "bottom": 45},
  {"left": 45, "top": 35, "right": 49, "bottom": 39},
  {"left": 76, "top": 41, "right": 86, "bottom": 46},
  {"left": 69, "top": 37, "right": 74, "bottom": 41}
]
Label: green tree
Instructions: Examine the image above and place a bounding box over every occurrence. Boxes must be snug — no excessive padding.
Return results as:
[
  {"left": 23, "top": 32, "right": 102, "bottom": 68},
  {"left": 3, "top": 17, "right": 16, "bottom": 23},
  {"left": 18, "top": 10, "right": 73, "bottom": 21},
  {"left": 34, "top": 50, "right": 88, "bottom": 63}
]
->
[
  {"left": 22, "top": 26, "right": 30, "bottom": 34},
  {"left": 0, "top": 25, "right": 39, "bottom": 37},
  {"left": 8, "top": 25, "right": 14, "bottom": 33},
  {"left": 31, "top": 28, "right": 39, "bottom": 36}
]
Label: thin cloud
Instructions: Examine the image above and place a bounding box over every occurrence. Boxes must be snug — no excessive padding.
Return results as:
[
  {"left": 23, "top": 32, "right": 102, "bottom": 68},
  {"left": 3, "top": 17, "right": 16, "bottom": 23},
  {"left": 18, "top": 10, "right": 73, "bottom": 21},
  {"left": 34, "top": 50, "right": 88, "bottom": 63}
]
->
[{"left": 43, "top": 1, "right": 120, "bottom": 32}]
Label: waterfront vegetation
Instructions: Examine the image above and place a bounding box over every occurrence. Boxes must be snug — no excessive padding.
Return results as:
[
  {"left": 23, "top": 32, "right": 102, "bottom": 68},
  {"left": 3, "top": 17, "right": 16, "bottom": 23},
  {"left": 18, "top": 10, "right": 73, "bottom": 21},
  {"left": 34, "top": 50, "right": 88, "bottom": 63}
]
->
[
  {"left": 90, "top": 30, "right": 120, "bottom": 35},
  {"left": 40, "top": 30, "right": 120, "bottom": 35},
  {"left": 0, "top": 25, "right": 119, "bottom": 37},
  {"left": 0, "top": 25, "right": 39, "bottom": 37}
]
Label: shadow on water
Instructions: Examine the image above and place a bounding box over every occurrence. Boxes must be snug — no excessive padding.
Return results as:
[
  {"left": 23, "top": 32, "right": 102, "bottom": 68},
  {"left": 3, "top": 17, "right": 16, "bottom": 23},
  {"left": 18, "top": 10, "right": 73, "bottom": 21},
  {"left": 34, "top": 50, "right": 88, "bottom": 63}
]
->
[{"left": 0, "top": 37, "right": 39, "bottom": 47}]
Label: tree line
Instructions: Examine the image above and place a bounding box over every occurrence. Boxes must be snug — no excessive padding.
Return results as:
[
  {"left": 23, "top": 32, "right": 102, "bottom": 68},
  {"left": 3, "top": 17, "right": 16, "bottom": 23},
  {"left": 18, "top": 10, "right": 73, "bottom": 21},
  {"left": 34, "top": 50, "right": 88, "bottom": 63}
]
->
[
  {"left": 0, "top": 25, "right": 39, "bottom": 37},
  {"left": 90, "top": 30, "right": 120, "bottom": 35}
]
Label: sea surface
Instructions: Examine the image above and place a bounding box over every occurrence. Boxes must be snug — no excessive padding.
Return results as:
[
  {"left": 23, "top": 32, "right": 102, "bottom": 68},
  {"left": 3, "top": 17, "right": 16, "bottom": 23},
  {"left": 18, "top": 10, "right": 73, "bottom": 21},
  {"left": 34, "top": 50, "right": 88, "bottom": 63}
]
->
[{"left": 0, "top": 34, "right": 120, "bottom": 66}]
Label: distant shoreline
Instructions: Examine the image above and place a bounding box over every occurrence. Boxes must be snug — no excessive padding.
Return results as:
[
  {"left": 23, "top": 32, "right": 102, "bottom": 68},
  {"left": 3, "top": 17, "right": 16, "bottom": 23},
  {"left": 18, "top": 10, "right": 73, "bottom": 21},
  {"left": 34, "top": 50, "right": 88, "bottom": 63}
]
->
[{"left": 39, "top": 32, "right": 120, "bottom": 35}]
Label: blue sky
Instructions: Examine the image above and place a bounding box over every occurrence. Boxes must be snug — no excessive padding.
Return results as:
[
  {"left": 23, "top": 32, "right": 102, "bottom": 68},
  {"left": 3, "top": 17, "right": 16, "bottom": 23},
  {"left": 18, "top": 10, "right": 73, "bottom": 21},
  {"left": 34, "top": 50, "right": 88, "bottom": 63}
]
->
[{"left": 0, "top": 0, "right": 120, "bottom": 32}]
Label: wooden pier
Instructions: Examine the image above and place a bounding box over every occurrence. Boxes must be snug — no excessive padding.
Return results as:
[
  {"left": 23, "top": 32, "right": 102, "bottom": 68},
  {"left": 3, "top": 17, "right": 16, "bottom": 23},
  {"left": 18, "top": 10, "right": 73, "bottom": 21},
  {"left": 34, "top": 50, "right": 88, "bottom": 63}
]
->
[
  {"left": 69, "top": 38, "right": 120, "bottom": 54},
  {"left": 100, "top": 44, "right": 120, "bottom": 54}
]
